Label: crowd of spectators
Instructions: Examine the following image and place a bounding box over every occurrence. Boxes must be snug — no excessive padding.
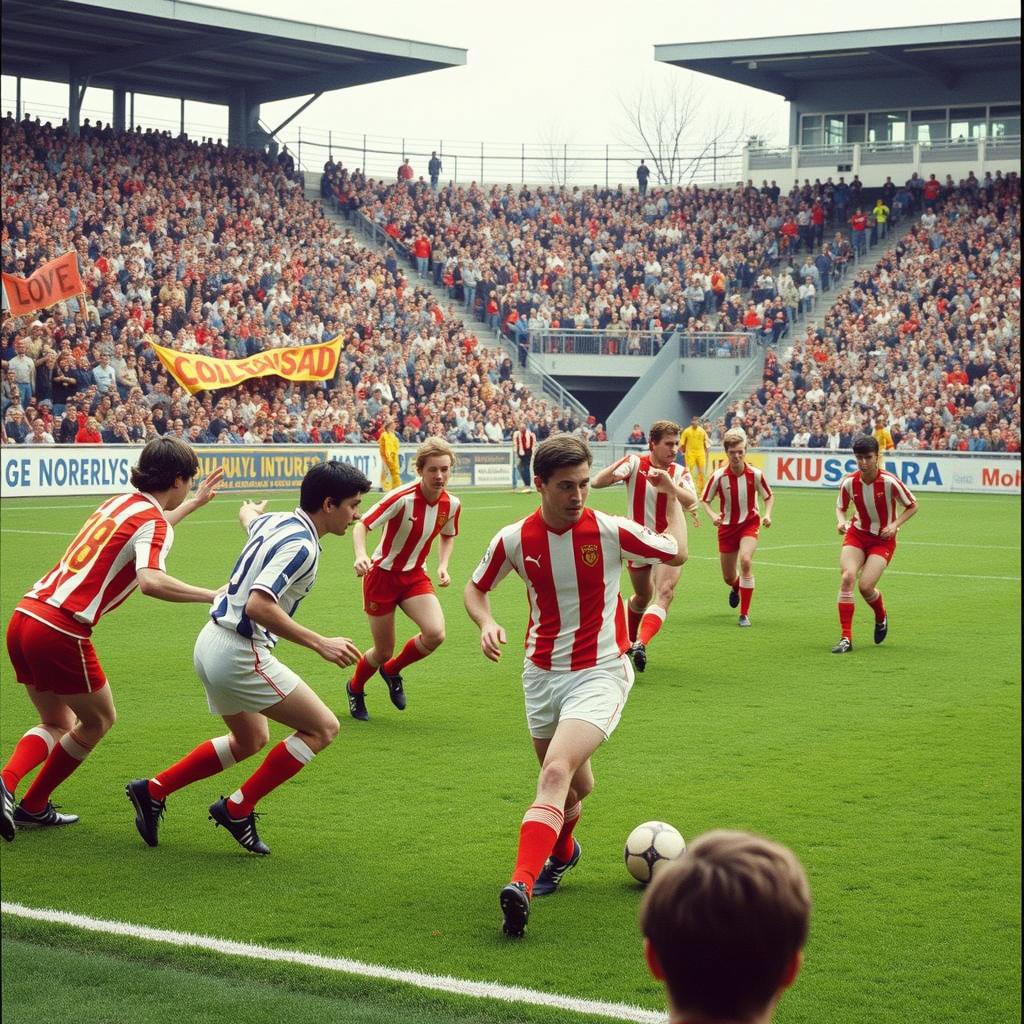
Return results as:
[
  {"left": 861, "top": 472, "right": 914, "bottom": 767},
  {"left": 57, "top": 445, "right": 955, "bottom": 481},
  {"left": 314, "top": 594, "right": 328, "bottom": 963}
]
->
[
  {"left": 1, "top": 114, "right": 587, "bottom": 448},
  {"left": 723, "top": 173, "right": 1020, "bottom": 452}
]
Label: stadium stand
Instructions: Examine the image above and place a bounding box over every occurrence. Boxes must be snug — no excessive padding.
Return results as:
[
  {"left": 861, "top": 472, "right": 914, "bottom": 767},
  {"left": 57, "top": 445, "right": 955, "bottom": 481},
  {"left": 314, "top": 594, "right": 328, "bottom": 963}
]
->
[{"left": 0, "top": 114, "right": 582, "bottom": 447}]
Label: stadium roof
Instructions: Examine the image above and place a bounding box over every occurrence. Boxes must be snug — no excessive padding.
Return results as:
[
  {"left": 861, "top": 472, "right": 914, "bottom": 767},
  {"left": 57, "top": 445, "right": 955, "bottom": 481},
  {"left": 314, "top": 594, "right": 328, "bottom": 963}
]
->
[
  {"left": 0, "top": 0, "right": 466, "bottom": 105},
  {"left": 655, "top": 19, "right": 1021, "bottom": 101}
]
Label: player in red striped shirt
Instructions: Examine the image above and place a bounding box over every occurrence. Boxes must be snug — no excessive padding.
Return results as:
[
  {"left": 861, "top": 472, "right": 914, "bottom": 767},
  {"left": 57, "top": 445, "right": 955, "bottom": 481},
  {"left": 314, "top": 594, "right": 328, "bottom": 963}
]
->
[
  {"left": 700, "top": 429, "right": 775, "bottom": 627},
  {"left": 832, "top": 434, "right": 918, "bottom": 654},
  {"left": 346, "top": 438, "right": 461, "bottom": 720},
  {"left": 465, "top": 435, "right": 685, "bottom": 937},
  {"left": 1, "top": 438, "right": 223, "bottom": 842},
  {"left": 592, "top": 419, "right": 698, "bottom": 671}
]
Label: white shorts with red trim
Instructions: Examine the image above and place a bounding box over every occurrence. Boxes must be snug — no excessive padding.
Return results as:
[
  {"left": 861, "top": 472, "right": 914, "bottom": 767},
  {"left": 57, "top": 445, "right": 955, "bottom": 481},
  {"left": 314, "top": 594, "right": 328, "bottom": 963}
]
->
[
  {"left": 521, "top": 654, "right": 634, "bottom": 741},
  {"left": 193, "top": 620, "right": 302, "bottom": 716}
]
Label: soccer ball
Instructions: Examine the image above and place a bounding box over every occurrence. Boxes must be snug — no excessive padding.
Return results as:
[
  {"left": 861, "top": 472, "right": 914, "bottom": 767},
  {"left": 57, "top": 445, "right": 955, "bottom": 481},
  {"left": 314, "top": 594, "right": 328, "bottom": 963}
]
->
[{"left": 624, "top": 821, "right": 686, "bottom": 884}]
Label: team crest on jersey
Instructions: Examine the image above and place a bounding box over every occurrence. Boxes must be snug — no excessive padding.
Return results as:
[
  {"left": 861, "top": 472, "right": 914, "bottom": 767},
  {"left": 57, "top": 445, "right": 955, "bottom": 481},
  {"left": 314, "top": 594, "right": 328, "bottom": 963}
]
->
[
  {"left": 368, "top": 601, "right": 379, "bottom": 612},
  {"left": 579, "top": 543, "right": 599, "bottom": 567},
  {"left": 437, "top": 512, "right": 449, "bottom": 529}
]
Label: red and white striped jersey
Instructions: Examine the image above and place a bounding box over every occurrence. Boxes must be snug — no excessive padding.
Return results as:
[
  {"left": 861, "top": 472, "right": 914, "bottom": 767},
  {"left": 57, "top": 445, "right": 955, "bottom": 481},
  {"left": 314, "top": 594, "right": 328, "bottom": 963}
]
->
[
  {"left": 22, "top": 492, "right": 173, "bottom": 637},
  {"left": 471, "top": 507, "right": 677, "bottom": 671},
  {"left": 513, "top": 429, "right": 536, "bottom": 457},
  {"left": 701, "top": 463, "right": 773, "bottom": 526},
  {"left": 611, "top": 453, "right": 695, "bottom": 532},
  {"left": 361, "top": 482, "right": 461, "bottom": 572},
  {"left": 837, "top": 470, "right": 916, "bottom": 535}
]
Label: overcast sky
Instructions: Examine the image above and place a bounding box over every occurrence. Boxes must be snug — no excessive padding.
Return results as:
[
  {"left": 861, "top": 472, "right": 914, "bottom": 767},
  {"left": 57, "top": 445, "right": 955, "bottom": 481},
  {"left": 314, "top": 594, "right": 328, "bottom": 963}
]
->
[{"left": 3, "top": 0, "right": 1019, "bottom": 164}]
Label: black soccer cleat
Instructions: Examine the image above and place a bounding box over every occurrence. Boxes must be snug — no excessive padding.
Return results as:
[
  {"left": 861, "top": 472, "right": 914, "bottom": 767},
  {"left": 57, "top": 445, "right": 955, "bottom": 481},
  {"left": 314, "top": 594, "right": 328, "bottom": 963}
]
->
[
  {"left": 13, "top": 802, "right": 79, "bottom": 829},
  {"left": 874, "top": 616, "right": 888, "bottom": 645},
  {"left": 627, "top": 641, "right": 647, "bottom": 673},
  {"left": 1, "top": 777, "right": 15, "bottom": 842},
  {"left": 209, "top": 797, "right": 270, "bottom": 855},
  {"left": 738, "top": 615, "right": 752, "bottom": 628},
  {"left": 379, "top": 667, "right": 407, "bottom": 710},
  {"left": 347, "top": 682, "right": 369, "bottom": 721},
  {"left": 831, "top": 637, "right": 853, "bottom": 654},
  {"left": 728, "top": 587, "right": 740, "bottom": 609},
  {"left": 126, "top": 778, "right": 165, "bottom": 847},
  {"left": 533, "top": 840, "right": 582, "bottom": 897},
  {"left": 500, "top": 881, "right": 531, "bottom": 938}
]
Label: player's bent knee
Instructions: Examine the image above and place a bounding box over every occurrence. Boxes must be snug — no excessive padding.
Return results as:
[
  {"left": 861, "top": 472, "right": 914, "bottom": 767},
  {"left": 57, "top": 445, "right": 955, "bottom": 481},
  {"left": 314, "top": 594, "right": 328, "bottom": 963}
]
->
[
  {"left": 539, "top": 760, "right": 573, "bottom": 794},
  {"left": 423, "top": 628, "right": 445, "bottom": 649}
]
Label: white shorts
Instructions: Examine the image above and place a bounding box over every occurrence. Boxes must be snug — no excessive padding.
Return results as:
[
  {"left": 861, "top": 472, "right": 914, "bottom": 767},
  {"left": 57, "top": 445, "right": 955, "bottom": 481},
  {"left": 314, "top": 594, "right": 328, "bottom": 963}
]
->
[
  {"left": 522, "top": 655, "right": 634, "bottom": 740},
  {"left": 193, "top": 620, "right": 303, "bottom": 716}
]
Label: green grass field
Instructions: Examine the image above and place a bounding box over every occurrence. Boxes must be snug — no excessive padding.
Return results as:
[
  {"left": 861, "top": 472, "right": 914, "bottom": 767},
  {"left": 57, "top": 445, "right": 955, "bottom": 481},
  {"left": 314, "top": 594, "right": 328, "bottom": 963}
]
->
[{"left": 1, "top": 485, "right": 1020, "bottom": 1024}]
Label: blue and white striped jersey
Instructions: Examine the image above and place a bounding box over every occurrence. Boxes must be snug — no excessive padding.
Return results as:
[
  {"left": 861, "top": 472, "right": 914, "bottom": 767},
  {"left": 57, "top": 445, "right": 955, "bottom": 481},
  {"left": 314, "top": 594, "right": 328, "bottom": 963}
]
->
[{"left": 211, "top": 508, "right": 320, "bottom": 647}]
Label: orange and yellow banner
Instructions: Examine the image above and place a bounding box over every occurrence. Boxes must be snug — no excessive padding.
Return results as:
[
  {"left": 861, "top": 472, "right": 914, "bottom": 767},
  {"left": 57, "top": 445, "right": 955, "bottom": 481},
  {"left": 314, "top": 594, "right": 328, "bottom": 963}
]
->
[
  {"left": 2, "top": 251, "right": 85, "bottom": 316},
  {"left": 150, "top": 338, "right": 342, "bottom": 395}
]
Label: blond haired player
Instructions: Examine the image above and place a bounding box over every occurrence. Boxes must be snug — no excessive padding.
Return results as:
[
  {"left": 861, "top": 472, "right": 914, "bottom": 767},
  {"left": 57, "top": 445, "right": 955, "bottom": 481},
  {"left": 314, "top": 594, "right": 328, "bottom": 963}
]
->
[
  {"left": 465, "top": 436, "right": 685, "bottom": 937},
  {"left": 348, "top": 439, "right": 460, "bottom": 720},
  {"left": 378, "top": 418, "right": 401, "bottom": 491},
  {"left": 701, "top": 429, "right": 774, "bottom": 627},
  {"left": 591, "top": 419, "right": 698, "bottom": 671},
  {"left": 679, "top": 415, "right": 710, "bottom": 494}
]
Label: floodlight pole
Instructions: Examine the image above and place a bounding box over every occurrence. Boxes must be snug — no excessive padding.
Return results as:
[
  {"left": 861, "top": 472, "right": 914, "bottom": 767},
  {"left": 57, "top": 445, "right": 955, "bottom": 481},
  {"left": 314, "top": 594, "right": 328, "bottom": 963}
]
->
[{"left": 16, "top": 77, "right": 21, "bottom": 120}]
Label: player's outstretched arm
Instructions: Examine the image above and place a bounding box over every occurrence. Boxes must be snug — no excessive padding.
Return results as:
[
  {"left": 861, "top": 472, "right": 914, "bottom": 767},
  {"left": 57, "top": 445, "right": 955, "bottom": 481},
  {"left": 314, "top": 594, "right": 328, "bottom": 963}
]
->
[
  {"left": 352, "top": 521, "right": 373, "bottom": 576},
  {"left": 238, "top": 499, "right": 268, "bottom": 531},
  {"left": 244, "top": 590, "right": 361, "bottom": 667},
  {"left": 590, "top": 462, "right": 622, "bottom": 489},
  {"left": 463, "top": 581, "right": 507, "bottom": 661},
  {"left": 164, "top": 468, "right": 225, "bottom": 526},
  {"left": 437, "top": 534, "right": 455, "bottom": 587},
  {"left": 701, "top": 499, "right": 723, "bottom": 526},
  {"left": 136, "top": 568, "right": 220, "bottom": 604},
  {"left": 649, "top": 469, "right": 687, "bottom": 566},
  {"left": 762, "top": 492, "right": 775, "bottom": 529}
]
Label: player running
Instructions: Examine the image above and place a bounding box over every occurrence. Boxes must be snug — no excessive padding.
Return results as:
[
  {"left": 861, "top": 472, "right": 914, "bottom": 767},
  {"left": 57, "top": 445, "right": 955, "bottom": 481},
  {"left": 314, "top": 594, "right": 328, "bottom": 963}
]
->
[
  {"left": 464, "top": 435, "right": 685, "bottom": 937},
  {"left": 126, "top": 460, "right": 371, "bottom": 855},
  {"left": 680, "top": 415, "right": 710, "bottom": 494},
  {"left": 701, "top": 429, "right": 774, "bottom": 627},
  {"left": 591, "top": 419, "right": 697, "bottom": 671},
  {"left": 2, "top": 438, "right": 223, "bottom": 843},
  {"left": 832, "top": 434, "right": 918, "bottom": 654},
  {"left": 346, "top": 438, "right": 461, "bottom": 721},
  {"left": 378, "top": 418, "right": 401, "bottom": 492}
]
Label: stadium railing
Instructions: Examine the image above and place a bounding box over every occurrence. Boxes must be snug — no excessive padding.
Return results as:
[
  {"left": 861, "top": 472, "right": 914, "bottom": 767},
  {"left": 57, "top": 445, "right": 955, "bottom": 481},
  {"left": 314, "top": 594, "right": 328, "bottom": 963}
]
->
[{"left": 527, "top": 329, "right": 756, "bottom": 359}]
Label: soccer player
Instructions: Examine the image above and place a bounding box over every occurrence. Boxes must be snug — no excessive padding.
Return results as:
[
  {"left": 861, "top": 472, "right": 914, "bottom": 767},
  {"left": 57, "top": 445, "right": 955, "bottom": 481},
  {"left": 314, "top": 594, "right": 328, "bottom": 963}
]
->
[
  {"left": 832, "top": 434, "right": 918, "bottom": 654},
  {"left": 126, "top": 460, "right": 371, "bottom": 855},
  {"left": 346, "top": 439, "right": 461, "bottom": 721},
  {"left": 641, "top": 830, "right": 810, "bottom": 1024},
  {"left": 464, "top": 435, "right": 685, "bottom": 937},
  {"left": 2, "top": 438, "right": 223, "bottom": 843},
  {"left": 513, "top": 419, "right": 536, "bottom": 493},
  {"left": 591, "top": 419, "right": 698, "bottom": 671},
  {"left": 701, "top": 428, "right": 774, "bottom": 627},
  {"left": 378, "top": 418, "right": 401, "bottom": 491},
  {"left": 679, "top": 414, "right": 710, "bottom": 494}
]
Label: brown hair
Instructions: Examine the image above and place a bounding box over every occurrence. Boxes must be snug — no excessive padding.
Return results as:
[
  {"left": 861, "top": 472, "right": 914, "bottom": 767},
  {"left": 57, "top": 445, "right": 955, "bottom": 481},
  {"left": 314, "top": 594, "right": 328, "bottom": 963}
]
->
[
  {"left": 130, "top": 436, "right": 199, "bottom": 493},
  {"left": 640, "top": 830, "right": 810, "bottom": 1021},
  {"left": 415, "top": 437, "right": 457, "bottom": 472},
  {"left": 532, "top": 435, "right": 592, "bottom": 482},
  {"left": 649, "top": 420, "right": 681, "bottom": 444},
  {"left": 722, "top": 427, "right": 747, "bottom": 451}
]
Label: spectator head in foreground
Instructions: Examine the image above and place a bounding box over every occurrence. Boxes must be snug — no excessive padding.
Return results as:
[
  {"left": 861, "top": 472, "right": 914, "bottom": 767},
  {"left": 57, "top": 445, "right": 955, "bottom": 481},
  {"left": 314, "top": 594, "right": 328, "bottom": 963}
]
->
[{"left": 640, "top": 829, "right": 811, "bottom": 1024}]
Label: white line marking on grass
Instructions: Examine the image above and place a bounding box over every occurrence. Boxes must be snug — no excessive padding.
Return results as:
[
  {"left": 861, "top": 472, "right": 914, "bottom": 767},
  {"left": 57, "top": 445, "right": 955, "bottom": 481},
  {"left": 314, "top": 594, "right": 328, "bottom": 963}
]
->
[
  {"left": 0, "top": 902, "right": 665, "bottom": 1024},
  {"left": 1, "top": 529, "right": 76, "bottom": 536},
  {"left": 764, "top": 541, "right": 1020, "bottom": 552},
  {"left": 687, "top": 554, "right": 1020, "bottom": 582}
]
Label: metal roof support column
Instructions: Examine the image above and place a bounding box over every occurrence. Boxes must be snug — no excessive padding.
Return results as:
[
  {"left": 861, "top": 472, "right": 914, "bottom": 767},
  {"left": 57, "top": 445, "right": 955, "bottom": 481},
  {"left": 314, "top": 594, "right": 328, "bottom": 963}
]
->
[
  {"left": 68, "top": 75, "right": 88, "bottom": 137},
  {"left": 112, "top": 88, "right": 126, "bottom": 132},
  {"left": 228, "top": 88, "right": 261, "bottom": 149},
  {"left": 16, "top": 77, "right": 21, "bottom": 121}
]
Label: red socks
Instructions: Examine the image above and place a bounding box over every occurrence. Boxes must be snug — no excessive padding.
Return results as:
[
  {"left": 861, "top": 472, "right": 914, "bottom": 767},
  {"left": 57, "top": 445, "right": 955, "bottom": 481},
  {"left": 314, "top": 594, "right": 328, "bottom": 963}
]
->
[
  {"left": 511, "top": 803, "right": 564, "bottom": 894},
  {"left": 226, "top": 735, "right": 314, "bottom": 818},
  {"left": 838, "top": 591, "right": 856, "bottom": 640},
  {"left": 551, "top": 801, "right": 581, "bottom": 862},
  {"left": 638, "top": 606, "right": 666, "bottom": 646},
  {"left": 150, "top": 736, "right": 236, "bottom": 799},
  {"left": 739, "top": 576, "right": 755, "bottom": 616},
  {"left": 866, "top": 590, "right": 886, "bottom": 622},
  {"left": 348, "top": 653, "right": 379, "bottom": 694},
  {"left": 1, "top": 727, "right": 56, "bottom": 794},
  {"left": 19, "top": 732, "right": 93, "bottom": 813},
  {"left": 627, "top": 601, "right": 643, "bottom": 643},
  {"left": 383, "top": 635, "right": 430, "bottom": 676}
]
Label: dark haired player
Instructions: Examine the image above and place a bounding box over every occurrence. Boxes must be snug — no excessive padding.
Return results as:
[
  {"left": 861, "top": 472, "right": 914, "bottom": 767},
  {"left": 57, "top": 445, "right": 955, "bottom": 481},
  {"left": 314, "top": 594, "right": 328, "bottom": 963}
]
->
[
  {"left": 2, "top": 438, "right": 224, "bottom": 842},
  {"left": 641, "top": 829, "right": 810, "bottom": 1024},
  {"left": 832, "top": 434, "right": 917, "bottom": 654},
  {"left": 127, "top": 460, "right": 371, "bottom": 855},
  {"left": 465, "top": 435, "right": 684, "bottom": 937}
]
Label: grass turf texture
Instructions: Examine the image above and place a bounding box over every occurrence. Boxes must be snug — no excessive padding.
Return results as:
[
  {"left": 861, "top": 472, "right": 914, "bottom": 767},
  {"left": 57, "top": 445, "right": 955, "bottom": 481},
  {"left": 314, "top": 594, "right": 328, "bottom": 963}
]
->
[{"left": 1, "top": 486, "right": 1020, "bottom": 1024}]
